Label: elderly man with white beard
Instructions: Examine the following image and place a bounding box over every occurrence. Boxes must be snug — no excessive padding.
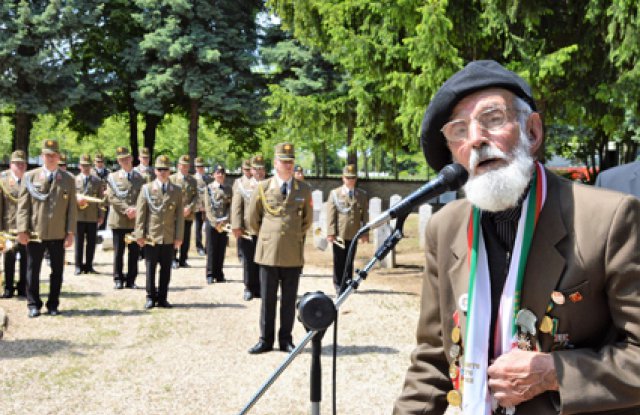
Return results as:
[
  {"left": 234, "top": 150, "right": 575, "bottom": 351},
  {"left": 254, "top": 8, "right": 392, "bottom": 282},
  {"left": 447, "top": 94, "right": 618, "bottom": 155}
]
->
[{"left": 394, "top": 60, "right": 640, "bottom": 415}]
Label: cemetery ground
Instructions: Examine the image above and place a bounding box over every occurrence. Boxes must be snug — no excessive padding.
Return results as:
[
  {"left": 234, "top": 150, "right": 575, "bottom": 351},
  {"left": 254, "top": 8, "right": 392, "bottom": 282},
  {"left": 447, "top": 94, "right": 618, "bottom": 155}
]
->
[{"left": 0, "top": 214, "right": 425, "bottom": 415}]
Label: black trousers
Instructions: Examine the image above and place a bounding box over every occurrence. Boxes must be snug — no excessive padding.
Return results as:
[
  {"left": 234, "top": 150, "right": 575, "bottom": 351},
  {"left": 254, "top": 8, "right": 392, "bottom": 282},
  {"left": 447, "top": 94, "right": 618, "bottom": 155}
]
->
[
  {"left": 205, "top": 222, "right": 227, "bottom": 280},
  {"left": 26, "top": 240, "right": 64, "bottom": 311},
  {"left": 259, "top": 265, "right": 301, "bottom": 346},
  {"left": 3, "top": 243, "right": 27, "bottom": 295},
  {"left": 75, "top": 221, "right": 97, "bottom": 271},
  {"left": 239, "top": 235, "right": 260, "bottom": 297},
  {"left": 175, "top": 220, "right": 193, "bottom": 264},
  {"left": 145, "top": 243, "right": 173, "bottom": 302},
  {"left": 112, "top": 228, "right": 139, "bottom": 285},
  {"left": 194, "top": 211, "right": 205, "bottom": 250},
  {"left": 98, "top": 206, "right": 109, "bottom": 230},
  {"left": 332, "top": 240, "right": 354, "bottom": 290}
]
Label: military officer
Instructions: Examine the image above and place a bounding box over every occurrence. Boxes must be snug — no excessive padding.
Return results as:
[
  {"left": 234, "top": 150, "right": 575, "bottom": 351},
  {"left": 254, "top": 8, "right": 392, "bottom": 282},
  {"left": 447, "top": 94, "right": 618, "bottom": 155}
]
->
[
  {"left": 106, "top": 146, "right": 145, "bottom": 289},
  {"left": 17, "top": 139, "right": 77, "bottom": 318},
  {"left": 135, "top": 155, "right": 184, "bottom": 309},
  {"left": 247, "top": 143, "right": 313, "bottom": 354},
  {"left": 74, "top": 154, "right": 105, "bottom": 275},
  {"left": 92, "top": 152, "right": 111, "bottom": 231},
  {"left": 0, "top": 150, "right": 28, "bottom": 298},
  {"left": 231, "top": 156, "right": 262, "bottom": 300},
  {"left": 58, "top": 153, "right": 69, "bottom": 172},
  {"left": 326, "top": 164, "right": 369, "bottom": 293},
  {"left": 193, "top": 156, "right": 212, "bottom": 257},
  {"left": 203, "top": 164, "right": 232, "bottom": 284},
  {"left": 135, "top": 147, "right": 155, "bottom": 183},
  {"left": 294, "top": 165, "right": 305, "bottom": 181},
  {"left": 170, "top": 155, "right": 198, "bottom": 268}
]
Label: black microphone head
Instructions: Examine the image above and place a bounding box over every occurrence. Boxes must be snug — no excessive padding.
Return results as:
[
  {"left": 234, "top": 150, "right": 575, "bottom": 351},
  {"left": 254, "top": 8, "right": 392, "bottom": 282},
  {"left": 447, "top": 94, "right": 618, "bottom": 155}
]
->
[{"left": 439, "top": 163, "right": 469, "bottom": 190}]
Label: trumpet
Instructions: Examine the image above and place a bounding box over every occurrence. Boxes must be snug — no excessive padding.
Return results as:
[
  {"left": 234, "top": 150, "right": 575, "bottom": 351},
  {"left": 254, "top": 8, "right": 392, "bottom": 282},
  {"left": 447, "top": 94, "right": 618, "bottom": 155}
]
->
[
  {"left": 77, "top": 194, "right": 107, "bottom": 210},
  {"left": 0, "top": 231, "right": 41, "bottom": 251},
  {"left": 215, "top": 222, "right": 252, "bottom": 240},
  {"left": 313, "top": 227, "right": 345, "bottom": 250},
  {"left": 124, "top": 233, "right": 157, "bottom": 246}
]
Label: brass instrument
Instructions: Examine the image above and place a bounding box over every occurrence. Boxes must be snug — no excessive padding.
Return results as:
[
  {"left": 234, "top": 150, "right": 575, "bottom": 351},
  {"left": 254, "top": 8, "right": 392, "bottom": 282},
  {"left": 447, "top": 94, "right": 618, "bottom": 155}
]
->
[
  {"left": 77, "top": 194, "right": 107, "bottom": 210},
  {"left": 313, "top": 227, "right": 345, "bottom": 250},
  {"left": 0, "top": 231, "right": 41, "bottom": 252},
  {"left": 124, "top": 233, "right": 157, "bottom": 246},
  {"left": 216, "top": 223, "right": 252, "bottom": 240}
]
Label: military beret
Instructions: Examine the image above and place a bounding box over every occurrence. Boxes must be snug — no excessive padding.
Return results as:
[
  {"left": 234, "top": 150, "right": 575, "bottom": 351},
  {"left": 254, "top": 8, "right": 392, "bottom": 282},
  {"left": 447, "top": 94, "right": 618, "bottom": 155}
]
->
[{"left": 421, "top": 60, "right": 537, "bottom": 171}]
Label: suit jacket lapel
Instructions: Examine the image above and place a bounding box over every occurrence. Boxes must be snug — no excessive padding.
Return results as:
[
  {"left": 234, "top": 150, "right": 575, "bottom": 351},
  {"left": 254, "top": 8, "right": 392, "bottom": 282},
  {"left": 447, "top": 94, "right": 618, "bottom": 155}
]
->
[
  {"left": 521, "top": 172, "right": 567, "bottom": 338},
  {"left": 450, "top": 207, "right": 471, "bottom": 335}
]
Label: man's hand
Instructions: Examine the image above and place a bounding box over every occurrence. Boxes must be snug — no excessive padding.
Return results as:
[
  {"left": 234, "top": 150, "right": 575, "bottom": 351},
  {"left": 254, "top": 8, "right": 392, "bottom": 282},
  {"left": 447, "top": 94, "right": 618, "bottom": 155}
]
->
[
  {"left": 17, "top": 232, "right": 29, "bottom": 246},
  {"left": 64, "top": 233, "right": 74, "bottom": 248},
  {"left": 487, "top": 349, "right": 559, "bottom": 408},
  {"left": 183, "top": 207, "right": 191, "bottom": 217},
  {"left": 125, "top": 207, "right": 136, "bottom": 219},
  {"left": 174, "top": 239, "right": 182, "bottom": 250},
  {"left": 137, "top": 238, "right": 145, "bottom": 248},
  {"left": 98, "top": 217, "right": 104, "bottom": 227},
  {"left": 232, "top": 228, "right": 243, "bottom": 239},
  {"left": 327, "top": 235, "right": 335, "bottom": 243},
  {"left": 360, "top": 234, "right": 369, "bottom": 244}
]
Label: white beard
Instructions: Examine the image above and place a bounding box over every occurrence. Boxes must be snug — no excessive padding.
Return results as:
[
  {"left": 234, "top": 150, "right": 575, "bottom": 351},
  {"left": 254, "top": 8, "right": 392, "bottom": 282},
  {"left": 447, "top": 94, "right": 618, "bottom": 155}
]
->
[{"left": 463, "top": 132, "right": 534, "bottom": 212}]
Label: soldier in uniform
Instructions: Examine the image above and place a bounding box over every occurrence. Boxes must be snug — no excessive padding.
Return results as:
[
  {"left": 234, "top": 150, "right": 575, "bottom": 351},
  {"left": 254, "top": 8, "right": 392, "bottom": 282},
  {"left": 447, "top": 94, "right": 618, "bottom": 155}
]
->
[
  {"left": 247, "top": 143, "right": 313, "bottom": 354},
  {"left": 326, "top": 164, "right": 369, "bottom": 293},
  {"left": 134, "top": 147, "right": 155, "bottom": 183},
  {"left": 17, "top": 139, "right": 77, "bottom": 317},
  {"left": 203, "top": 164, "right": 232, "bottom": 284},
  {"left": 92, "top": 152, "right": 111, "bottom": 231},
  {"left": 231, "top": 156, "right": 263, "bottom": 301},
  {"left": 106, "top": 147, "right": 145, "bottom": 289},
  {"left": 294, "top": 165, "right": 305, "bottom": 181},
  {"left": 135, "top": 155, "right": 184, "bottom": 309},
  {"left": 74, "top": 154, "right": 105, "bottom": 275},
  {"left": 58, "top": 154, "right": 69, "bottom": 172},
  {"left": 170, "top": 155, "right": 198, "bottom": 268},
  {"left": 0, "top": 150, "right": 28, "bottom": 298},
  {"left": 193, "top": 157, "right": 212, "bottom": 257}
]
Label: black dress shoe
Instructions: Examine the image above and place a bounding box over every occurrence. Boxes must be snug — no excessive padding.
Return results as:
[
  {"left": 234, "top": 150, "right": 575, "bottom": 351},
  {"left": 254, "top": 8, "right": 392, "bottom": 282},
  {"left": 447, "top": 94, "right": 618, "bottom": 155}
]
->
[
  {"left": 157, "top": 300, "right": 172, "bottom": 308},
  {"left": 28, "top": 308, "right": 41, "bottom": 318},
  {"left": 144, "top": 299, "right": 155, "bottom": 309},
  {"left": 216, "top": 277, "right": 226, "bottom": 283},
  {"left": 16, "top": 290, "right": 26, "bottom": 298},
  {"left": 243, "top": 290, "right": 253, "bottom": 301},
  {"left": 47, "top": 309, "right": 60, "bottom": 316},
  {"left": 172, "top": 260, "right": 179, "bottom": 269},
  {"left": 279, "top": 342, "right": 295, "bottom": 353},
  {"left": 248, "top": 341, "right": 273, "bottom": 354},
  {"left": 179, "top": 262, "right": 190, "bottom": 268},
  {"left": 125, "top": 283, "right": 139, "bottom": 289},
  {"left": 197, "top": 248, "right": 206, "bottom": 256},
  {"left": 1, "top": 290, "right": 13, "bottom": 299},
  {"left": 114, "top": 280, "right": 124, "bottom": 289},
  {"left": 74, "top": 267, "right": 82, "bottom": 275},
  {"left": 85, "top": 267, "right": 98, "bottom": 274},
  {"left": 206, "top": 276, "right": 214, "bottom": 285}
]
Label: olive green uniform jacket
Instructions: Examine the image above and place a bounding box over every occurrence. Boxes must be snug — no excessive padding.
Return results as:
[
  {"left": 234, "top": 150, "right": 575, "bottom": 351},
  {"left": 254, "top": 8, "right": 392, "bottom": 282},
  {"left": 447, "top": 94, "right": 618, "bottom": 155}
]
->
[
  {"left": 249, "top": 177, "right": 312, "bottom": 268},
  {"left": 134, "top": 181, "right": 184, "bottom": 244},
  {"left": 16, "top": 168, "right": 77, "bottom": 240},
  {"left": 203, "top": 182, "right": 232, "bottom": 225},
  {"left": 326, "top": 186, "right": 369, "bottom": 241},
  {"left": 170, "top": 173, "right": 198, "bottom": 222},
  {"left": 0, "top": 170, "right": 22, "bottom": 232},
  {"left": 106, "top": 169, "right": 145, "bottom": 229},
  {"left": 230, "top": 175, "right": 255, "bottom": 233},
  {"left": 75, "top": 173, "right": 105, "bottom": 223}
]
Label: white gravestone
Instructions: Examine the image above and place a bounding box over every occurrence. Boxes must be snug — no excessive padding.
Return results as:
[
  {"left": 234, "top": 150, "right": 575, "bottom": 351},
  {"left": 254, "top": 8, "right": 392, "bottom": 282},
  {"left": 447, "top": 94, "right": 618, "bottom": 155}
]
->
[
  {"left": 312, "top": 189, "right": 323, "bottom": 224},
  {"left": 419, "top": 204, "right": 433, "bottom": 249},
  {"left": 370, "top": 197, "right": 394, "bottom": 269}
]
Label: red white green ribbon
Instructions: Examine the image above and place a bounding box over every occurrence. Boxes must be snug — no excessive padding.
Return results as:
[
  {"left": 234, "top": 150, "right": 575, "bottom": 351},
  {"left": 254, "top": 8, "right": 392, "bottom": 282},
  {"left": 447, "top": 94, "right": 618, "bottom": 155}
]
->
[{"left": 461, "top": 162, "right": 546, "bottom": 415}]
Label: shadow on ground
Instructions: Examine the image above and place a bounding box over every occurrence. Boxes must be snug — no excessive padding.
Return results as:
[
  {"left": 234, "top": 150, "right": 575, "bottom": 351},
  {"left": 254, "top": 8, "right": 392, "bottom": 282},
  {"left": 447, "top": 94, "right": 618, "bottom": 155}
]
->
[{"left": 0, "top": 339, "right": 84, "bottom": 359}]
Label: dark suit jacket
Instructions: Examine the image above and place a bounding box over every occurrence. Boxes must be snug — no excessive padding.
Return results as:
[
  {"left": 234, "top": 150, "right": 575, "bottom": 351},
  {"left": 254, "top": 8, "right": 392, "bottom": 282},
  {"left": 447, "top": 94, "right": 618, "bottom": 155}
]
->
[
  {"left": 595, "top": 161, "right": 640, "bottom": 199},
  {"left": 394, "top": 169, "right": 640, "bottom": 414}
]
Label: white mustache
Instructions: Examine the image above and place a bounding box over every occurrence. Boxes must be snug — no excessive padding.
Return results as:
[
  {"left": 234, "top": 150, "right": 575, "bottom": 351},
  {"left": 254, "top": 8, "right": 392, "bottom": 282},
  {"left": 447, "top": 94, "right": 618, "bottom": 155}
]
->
[{"left": 469, "top": 145, "right": 508, "bottom": 174}]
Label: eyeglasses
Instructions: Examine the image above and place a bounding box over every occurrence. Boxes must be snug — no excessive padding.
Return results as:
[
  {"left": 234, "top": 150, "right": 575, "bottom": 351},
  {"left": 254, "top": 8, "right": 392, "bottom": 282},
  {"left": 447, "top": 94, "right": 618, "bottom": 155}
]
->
[
  {"left": 156, "top": 168, "right": 169, "bottom": 172},
  {"left": 440, "top": 105, "right": 526, "bottom": 144}
]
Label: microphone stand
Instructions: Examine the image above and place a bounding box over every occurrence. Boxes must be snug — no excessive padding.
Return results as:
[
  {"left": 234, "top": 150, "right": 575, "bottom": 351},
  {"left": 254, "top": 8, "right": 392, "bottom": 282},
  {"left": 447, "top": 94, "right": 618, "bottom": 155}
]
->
[{"left": 237, "top": 213, "right": 409, "bottom": 415}]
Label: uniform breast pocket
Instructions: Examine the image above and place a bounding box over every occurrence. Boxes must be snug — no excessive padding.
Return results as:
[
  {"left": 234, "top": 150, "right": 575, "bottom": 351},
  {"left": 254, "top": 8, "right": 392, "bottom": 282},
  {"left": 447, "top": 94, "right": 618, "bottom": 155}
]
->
[{"left": 550, "top": 279, "right": 606, "bottom": 345}]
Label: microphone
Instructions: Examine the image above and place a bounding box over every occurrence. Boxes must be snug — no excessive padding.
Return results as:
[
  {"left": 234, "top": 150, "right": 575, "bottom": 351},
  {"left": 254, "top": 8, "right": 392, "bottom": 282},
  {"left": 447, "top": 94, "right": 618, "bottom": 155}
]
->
[{"left": 363, "top": 163, "right": 469, "bottom": 231}]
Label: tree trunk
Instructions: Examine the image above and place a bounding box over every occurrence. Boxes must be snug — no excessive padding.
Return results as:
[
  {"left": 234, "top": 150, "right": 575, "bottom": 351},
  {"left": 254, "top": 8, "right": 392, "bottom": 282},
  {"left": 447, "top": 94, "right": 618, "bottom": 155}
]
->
[
  {"left": 363, "top": 149, "right": 369, "bottom": 179},
  {"left": 14, "top": 112, "right": 32, "bottom": 158},
  {"left": 346, "top": 113, "right": 356, "bottom": 168},
  {"left": 188, "top": 99, "right": 199, "bottom": 173},
  {"left": 143, "top": 113, "right": 162, "bottom": 159},
  {"left": 393, "top": 137, "right": 399, "bottom": 180},
  {"left": 322, "top": 142, "right": 328, "bottom": 177},
  {"left": 128, "top": 98, "right": 139, "bottom": 163}
]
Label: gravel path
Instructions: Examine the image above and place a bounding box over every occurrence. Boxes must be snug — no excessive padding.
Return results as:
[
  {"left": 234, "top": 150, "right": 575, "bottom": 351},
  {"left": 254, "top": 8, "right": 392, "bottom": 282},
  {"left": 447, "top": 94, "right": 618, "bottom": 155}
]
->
[{"left": 0, "top": 234, "right": 423, "bottom": 415}]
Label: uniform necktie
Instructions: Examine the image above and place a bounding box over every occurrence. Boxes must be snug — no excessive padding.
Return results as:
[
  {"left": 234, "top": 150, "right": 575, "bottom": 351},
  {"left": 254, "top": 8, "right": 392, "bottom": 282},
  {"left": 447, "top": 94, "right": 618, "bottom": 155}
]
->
[
  {"left": 84, "top": 176, "right": 88, "bottom": 186},
  {"left": 280, "top": 182, "right": 287, "bottom": 197},
  {"left": 348, "top": 190, "right": 354, "bottom": 199},
  {"left": 219, "top": 185, "right": 224, "bottom": 191},
  {"left": 48, "top": 173, "right": 54, "bottom": 184},
  {"left": 162, "top": 183, "right": 167, "bottom": 194},
  {"left": 127, "top": 172, "right": 131, "bottom": 181}
]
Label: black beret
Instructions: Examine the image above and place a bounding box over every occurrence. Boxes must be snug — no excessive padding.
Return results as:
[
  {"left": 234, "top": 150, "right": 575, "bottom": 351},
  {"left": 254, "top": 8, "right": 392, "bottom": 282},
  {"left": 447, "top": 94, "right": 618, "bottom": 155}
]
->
[{"left": 421, "top": 60, "right": 537, "bottom": 171}]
